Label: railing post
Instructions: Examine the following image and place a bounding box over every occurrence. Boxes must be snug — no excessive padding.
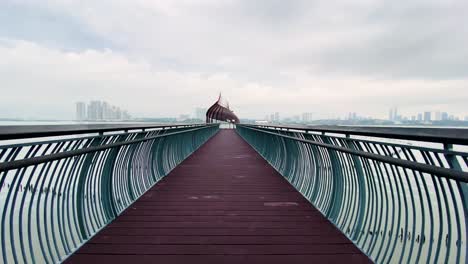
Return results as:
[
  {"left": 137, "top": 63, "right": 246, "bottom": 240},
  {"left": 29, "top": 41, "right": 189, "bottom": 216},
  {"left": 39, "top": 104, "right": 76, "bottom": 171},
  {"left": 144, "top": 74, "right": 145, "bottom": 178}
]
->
[{"left": 444, "top": 142, "right": 468, "bottom": 255}]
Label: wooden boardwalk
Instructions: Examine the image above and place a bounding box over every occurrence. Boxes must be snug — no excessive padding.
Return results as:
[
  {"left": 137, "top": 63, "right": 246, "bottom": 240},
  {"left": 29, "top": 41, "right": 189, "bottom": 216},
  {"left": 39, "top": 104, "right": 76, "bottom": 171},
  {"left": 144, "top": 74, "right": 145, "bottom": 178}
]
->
[{"left": 65, "top": 129, "right": 370, "bottom": 263}]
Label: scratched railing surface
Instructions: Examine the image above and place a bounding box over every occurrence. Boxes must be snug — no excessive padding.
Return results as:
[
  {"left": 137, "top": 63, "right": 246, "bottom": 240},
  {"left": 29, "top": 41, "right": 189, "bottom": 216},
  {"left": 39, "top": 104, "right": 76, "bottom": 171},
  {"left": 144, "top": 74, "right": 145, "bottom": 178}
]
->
[
  {"left": 0, "top": 124, "right": 218, "bottom": 263},
  {"left": 237, "top": 124, "right": 468, "bottom": 264}
]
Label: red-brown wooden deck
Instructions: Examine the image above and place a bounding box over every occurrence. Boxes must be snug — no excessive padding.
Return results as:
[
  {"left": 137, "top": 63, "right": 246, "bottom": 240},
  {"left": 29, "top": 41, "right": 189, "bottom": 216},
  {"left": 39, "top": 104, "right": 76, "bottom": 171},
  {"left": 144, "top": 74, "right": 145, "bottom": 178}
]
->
[{"left": 65, "top": 129, "right": 371, "bottom": 263}]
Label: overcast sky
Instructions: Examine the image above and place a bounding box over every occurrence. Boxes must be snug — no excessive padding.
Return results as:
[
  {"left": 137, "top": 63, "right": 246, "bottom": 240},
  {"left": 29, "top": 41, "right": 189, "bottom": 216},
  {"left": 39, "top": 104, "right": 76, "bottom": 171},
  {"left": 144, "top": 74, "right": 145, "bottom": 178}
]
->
[{"left": 0, "top": 0, "right": 467, "bottom": 120}]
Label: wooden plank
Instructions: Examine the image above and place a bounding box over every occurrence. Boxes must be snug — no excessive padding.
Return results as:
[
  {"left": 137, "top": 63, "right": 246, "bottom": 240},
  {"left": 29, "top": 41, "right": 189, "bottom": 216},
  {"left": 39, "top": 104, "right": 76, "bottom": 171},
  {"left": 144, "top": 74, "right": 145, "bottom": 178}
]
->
[
  {"left": 87, "top": 235, "right": 351, "bottom": 245},
  {"left": 75, "top": 244, "right": 363, "bottom": 255},
  {"left": 67, "top": 254, "right": 370, "bottom": 264},
  {"left": 97, "top": 227, "right": 345, "bottom": 236},
  {"left": 65, "top": 129, "right": 371, "bottom": 263}
]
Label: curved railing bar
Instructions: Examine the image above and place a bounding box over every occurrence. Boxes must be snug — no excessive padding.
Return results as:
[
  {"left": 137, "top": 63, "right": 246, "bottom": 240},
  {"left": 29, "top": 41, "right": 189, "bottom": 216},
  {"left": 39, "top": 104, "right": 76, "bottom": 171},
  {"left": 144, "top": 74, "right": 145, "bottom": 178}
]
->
[
  {"left": 237, "top": 124, "right": 467, "bottom": 264},
  {"left": 253, "top": 124, "right": 468, "bottom": 145},
  {"left": 0, "top": 124, "right": 219, "bottom": 263},
  {"left": 0, "top": 125, "right": 203, "bottom": 150},
  {"left": 0, "top": 125, "right": 216, "bottom": 172},
  {"left": 240, "top": 125, "right": 468, "bottom": 182},
  {"left": 0, "top": 123, "right": 204, "bottom": 140},
  {"left": 251, "top": 125, "right": 468, "bottom": 157}
]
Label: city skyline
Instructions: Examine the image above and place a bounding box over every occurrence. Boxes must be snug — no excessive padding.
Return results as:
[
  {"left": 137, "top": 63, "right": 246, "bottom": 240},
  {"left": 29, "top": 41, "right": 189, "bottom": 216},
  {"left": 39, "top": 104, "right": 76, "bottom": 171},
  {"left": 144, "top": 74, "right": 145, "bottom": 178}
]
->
[
  {"left": 258, "top": 109, "right": 468, "bottom": 124},
  {"left": 5, "top": 102, "right": 468, "bottom": 124},
  {"left": 75, "top": 100, "right": 131, "bottom": 121}
]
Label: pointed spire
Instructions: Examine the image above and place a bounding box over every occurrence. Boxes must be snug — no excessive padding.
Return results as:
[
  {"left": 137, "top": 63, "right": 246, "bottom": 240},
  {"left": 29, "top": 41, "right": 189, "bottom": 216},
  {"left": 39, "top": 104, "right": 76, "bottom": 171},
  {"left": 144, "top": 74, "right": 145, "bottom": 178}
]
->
[{"left": 206, "top": 93, "right": 239, "bottom": 124}]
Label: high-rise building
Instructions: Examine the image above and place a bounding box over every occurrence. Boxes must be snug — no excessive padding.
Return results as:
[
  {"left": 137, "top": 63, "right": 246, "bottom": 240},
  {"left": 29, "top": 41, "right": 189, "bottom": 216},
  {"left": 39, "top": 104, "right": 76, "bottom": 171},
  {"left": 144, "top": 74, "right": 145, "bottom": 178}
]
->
[
  {"left": 302, "top": 112, "right": 313, "bottom": 123},
  {"left": 423, "top": 111, "right": 431, "bottom": 122},
  {"left": 274, "top": 112, "right": 280, "bottom": 123},
  {"left": 435, "top": 111, "right": 441, "bottom": 121},
  {"left": 80, "top": 100, "right": 131, "bottom": 121},
  {"left": 75, "top": 102, "right": 86, "bottom": 121},
  {"left": 348, "top": 112, "right": 358, "bottom": 120},
  {"left": 102, "top": 101, "right": 111, "bottom": 120},
  {"left": 269, "top": 113, "right": 275, "bottom": 122},
  {"left": 87, "top": 101, "right": 99, "bottom": 120},
  {"left": 388, "top": 107, "right": 399, "bottom": 121},
  {"left": 89, "top": 101, "right": 104, "bottom": 120},
  {"left": 417, "top": 113, "right": 423, "bottom": 121},
  {"left": 441, "top": 112, "right": 449, "bottom": 121}
]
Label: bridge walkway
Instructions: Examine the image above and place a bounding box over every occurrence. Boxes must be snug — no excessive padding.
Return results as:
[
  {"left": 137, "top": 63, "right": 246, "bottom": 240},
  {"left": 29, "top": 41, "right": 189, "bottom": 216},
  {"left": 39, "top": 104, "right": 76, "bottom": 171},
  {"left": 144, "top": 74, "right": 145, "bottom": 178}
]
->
[{"left": 65, "top": 129, "right": 370, "bottom": 263}]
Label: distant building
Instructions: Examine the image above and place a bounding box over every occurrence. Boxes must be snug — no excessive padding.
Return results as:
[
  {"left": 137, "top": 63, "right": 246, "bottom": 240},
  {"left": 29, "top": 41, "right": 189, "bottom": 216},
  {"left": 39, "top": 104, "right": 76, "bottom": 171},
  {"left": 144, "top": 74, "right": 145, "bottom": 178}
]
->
[
  {"left": 441, "top": 112, "right": 449, "bottom": 121},
  {"left": 78, "top": 100, "right": 131, "bottom": 121},
  {"left": 423, "top": 111, "right": 431, "bottom": 122},
  {"left": 87, "top": 101, "right": 101, "bottom": 120},
  {"left": 302, "top": 112, "right": 313, "bottom": 123},
  {"left": 417, "top": 113, "right": 423, "bottom": 121},
  {"left": 269, "top": 113, "right": 275, "bottom": 122},
  {"left": 267, "top": 112, "right": 280, "bottom": 123},
  {"left": 102, "top": 101, "right": 111, "bottom": 120},
  {"left": 464, "top": 116, "right": 468, "bottom": 121},
  {"left": 435, "top": 111, "right": 441, "bottom": 121},
  {"left": 75, "top": 102, "right": 86, "bottom": 121},
  {"left": 112, "top": 106, "right": 121, "bottom": 120},
  {"left": 388, "top": 107, "right": 398, "bottom": 121},
  {"left": 348, "top": 112, "right": 358, "bottom": 120}
]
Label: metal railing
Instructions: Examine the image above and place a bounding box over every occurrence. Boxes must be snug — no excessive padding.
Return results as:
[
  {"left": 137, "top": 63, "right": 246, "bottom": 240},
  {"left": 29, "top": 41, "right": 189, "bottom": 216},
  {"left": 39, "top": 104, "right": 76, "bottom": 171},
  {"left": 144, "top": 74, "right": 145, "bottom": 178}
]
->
[
  {"left": 237, "top": 124, "right": 468, "bottom": 264},
  {"left": 0, "top": 123, "right": 219, "bottom": 263}
]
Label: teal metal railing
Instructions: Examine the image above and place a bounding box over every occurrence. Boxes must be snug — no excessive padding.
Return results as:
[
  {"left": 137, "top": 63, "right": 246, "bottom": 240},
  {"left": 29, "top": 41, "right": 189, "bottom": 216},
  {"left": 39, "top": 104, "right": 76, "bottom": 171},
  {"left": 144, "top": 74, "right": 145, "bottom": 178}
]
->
[
  {"left": 237, "top": 124, "right": 467, "bottom": 264},
  {"left": 0, "top": 124, "right": 218, "bottom": 263}
]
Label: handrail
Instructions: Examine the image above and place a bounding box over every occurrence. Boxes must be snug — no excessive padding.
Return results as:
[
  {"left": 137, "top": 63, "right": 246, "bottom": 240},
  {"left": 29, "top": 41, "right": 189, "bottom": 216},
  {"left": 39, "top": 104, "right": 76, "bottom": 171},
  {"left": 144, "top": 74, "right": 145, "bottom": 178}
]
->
[
  {"left": 236, "top": 124, "right": 467, "bottom": 264},
  {"left": 0, "top": 125, "right": 216, "bottom": 172},
  {"left": 240, "top": 125, "right": 468, "bottom": 182},
  {"left": 0, "top": 123, "right": 219, "bottom": 263},
  {"left": 250, "top": 124, "right": 468, "bottom": 145},
  {"left": 0, "top": 123, "right": 204, "bottom": 140}
]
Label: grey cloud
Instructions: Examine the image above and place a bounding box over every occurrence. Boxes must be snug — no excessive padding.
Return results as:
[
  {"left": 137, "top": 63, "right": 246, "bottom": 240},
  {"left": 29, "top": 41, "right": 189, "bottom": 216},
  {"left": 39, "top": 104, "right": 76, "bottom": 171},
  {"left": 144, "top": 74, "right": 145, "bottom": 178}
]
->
[
  {"left": 289, "top": 1, "right": 468, "bottom": 79},
  {"left": 0, "top": 1, "right": 115, "bottom": 52},
  {"left": 0, "top": 0, "right": 467, "bottom": 119}
]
